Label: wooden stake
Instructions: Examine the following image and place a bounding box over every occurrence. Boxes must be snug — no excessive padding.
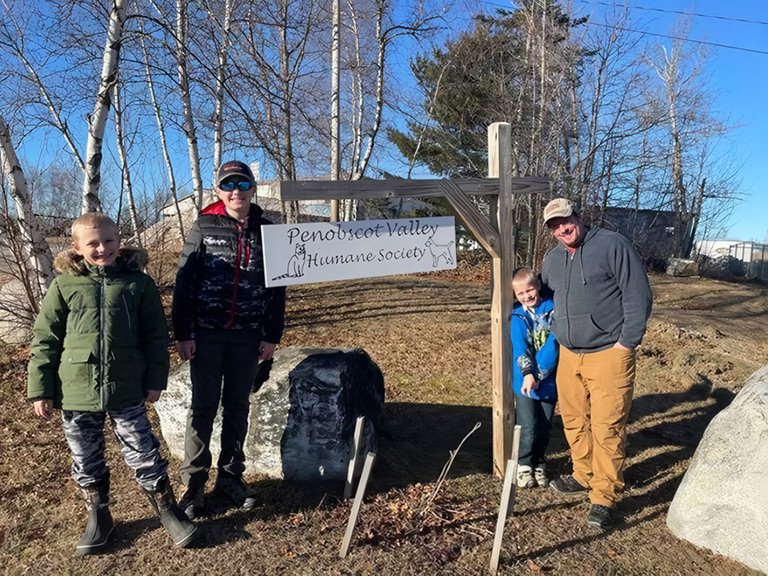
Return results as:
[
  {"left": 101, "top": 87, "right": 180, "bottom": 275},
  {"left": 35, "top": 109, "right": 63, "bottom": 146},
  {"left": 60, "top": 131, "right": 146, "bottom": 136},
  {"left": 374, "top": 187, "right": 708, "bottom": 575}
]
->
[
  {"left": 339, "top": 451, "right": 376, "bottom": 558},
  {"left": 507, "top": 424, "right": 522, "bottom": 518},
  {"left": 489, "top": 425, "right": 521, "bottom": 572},
  {"left": 343, "top": 416, "right": 365, "bottom": 499}
]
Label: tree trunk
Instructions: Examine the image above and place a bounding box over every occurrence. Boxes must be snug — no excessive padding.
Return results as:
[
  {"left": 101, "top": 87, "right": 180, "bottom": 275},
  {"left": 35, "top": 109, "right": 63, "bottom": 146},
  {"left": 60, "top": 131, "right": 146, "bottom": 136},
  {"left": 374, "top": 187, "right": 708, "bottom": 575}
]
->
[
  {"left": 279, "top": 0, "right": 298, "bottom": 223},
  {"left": 330, "top": 0, "right": 340, "bottom": 222},
  {"left": 662, "top": 48, "right": 687, "bottom": 258},
  {"left": 0, "top": 113, "right": 55, "bottom": 307},
  {"left": 140, "top": 29, "right": 185, "bottom": 240},
  {"left": 82, "top": 0, "right": 127, "bottom": 214},
  {"left": 355, "top": 0, "right": 386, "bottom": 182},
  {"left": 175, "top": 0, "right": 204, "bottom": 210},
  {"left": 212, "top": 0, "right": 234, "bottom": 180},
  {"left": 112, "top": 81, "right": 142, "bottom": 248}
]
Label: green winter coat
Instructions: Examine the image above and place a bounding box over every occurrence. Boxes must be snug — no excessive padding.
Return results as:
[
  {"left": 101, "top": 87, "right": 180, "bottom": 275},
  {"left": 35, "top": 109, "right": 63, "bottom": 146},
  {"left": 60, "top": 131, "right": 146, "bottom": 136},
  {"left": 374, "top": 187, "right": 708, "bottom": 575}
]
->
[{"left": 27, "top": 248, "right": 170, "bottom": 411}]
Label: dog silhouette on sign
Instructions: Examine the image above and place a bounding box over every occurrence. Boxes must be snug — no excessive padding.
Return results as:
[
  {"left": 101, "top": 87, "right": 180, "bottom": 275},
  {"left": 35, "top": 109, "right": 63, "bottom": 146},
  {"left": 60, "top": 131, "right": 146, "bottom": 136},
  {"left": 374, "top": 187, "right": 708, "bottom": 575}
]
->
[{"left": 424, "top": 238, "right": 454, "bottom": 267}]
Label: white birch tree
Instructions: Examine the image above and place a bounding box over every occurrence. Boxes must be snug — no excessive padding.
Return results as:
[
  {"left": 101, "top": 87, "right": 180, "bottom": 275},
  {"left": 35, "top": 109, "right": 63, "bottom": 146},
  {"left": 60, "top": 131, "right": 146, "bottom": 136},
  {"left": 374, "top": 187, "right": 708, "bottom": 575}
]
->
[
  {"left": 209, "top": 0, "right": 234, "bottom": 178},
  {"left": 140, "top": 26, "right": 185, "bottom": 239},
  {"left": 173, "top": 0, "right": 204, "bottom": 210},
  {"left": 111, "top": 79, "right": 142, "bottom": 246},
  {"left": 82, "top": 0, "right": 127, "bottom": 214},
  {"left": 0, "top": 113, "right": 55, "bottom": 311}
]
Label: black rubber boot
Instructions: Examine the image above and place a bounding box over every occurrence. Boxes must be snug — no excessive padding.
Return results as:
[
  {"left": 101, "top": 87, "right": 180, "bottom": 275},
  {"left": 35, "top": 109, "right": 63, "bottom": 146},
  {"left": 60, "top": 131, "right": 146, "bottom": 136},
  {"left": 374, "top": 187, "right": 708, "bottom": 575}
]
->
[
  {"left": 143, "top": 477, "right": 198, "bottom": 548},
  {"left": 178, "top": 482, "right": 206, "bottom": 521},
  {"left": 76, "top": 483, "right": 115, "bottom": 556}
]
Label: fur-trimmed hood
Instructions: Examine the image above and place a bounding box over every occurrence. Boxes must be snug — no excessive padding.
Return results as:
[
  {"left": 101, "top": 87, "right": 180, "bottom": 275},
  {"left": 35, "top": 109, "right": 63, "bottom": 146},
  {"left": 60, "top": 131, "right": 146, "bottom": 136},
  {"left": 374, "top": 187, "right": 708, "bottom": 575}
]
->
[{"left": 53, "top": 247, "right": 149, "bottom": 276}]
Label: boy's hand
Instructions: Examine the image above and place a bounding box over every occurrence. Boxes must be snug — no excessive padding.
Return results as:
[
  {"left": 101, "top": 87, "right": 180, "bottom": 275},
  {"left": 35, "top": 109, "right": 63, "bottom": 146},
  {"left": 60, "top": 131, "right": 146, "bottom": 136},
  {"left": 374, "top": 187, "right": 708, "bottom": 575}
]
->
[
  {"left": 176, "top": 339, "right": 196, "bottom": 361},
  {"left": 146, "top": 390, "right": 162, "bottom": 403},
  {"left": 522, "top": 374, "right": 539, "bottom": 397},
  {"left": 259, "top": 341, "right": 277, "bottom": 361},
  {"left": 33, "top": 399, "right": 53, "bottom": 420}
]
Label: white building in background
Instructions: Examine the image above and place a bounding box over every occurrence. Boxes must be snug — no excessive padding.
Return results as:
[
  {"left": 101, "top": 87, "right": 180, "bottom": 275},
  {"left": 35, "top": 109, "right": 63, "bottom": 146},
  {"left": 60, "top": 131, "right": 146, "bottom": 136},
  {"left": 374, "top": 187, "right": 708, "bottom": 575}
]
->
[
  {"left": 694, "top": 239, "right": 757, "bottom": 263},
  {"left": 694, "top": 239, "right": 768, "bottom": 282},
  {"left": 162, "top": 183, "right": 330, "bottom": 220}
]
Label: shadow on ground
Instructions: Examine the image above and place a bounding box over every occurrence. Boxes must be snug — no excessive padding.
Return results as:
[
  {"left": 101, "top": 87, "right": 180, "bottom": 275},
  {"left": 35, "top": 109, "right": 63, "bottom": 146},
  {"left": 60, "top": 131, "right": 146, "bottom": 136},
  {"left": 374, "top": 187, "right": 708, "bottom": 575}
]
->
[
  {"left": 623, "top": 374, "right": 735, "bottom": 515},
  {"left": 141, "top": 380, "right": 737, "bottom": 550},
  {"left": 374, "top": 402, "right": 494, "bottom": 490}
]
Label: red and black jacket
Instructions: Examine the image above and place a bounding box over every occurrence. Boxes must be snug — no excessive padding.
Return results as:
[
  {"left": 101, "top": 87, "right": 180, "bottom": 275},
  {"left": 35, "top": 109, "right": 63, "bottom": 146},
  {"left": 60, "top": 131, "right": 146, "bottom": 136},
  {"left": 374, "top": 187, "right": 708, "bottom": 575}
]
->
[{"left": 171, "top": 201, "right": 286, "bottom": 343}]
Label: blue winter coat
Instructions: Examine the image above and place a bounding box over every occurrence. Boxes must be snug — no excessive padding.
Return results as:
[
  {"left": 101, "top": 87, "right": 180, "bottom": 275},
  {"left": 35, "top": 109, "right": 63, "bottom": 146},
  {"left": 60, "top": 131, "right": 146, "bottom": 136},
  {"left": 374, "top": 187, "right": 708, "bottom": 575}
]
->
[{"left": 510, "top": 297, "right": 558, "bottom": 400}]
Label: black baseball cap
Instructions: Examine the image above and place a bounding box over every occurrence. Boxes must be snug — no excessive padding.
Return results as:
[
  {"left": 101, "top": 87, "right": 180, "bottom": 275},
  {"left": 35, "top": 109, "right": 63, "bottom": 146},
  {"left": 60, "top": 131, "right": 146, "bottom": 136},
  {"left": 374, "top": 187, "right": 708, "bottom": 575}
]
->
[{"left": 216, "top": 160, "right": 255, "bottom": 186}]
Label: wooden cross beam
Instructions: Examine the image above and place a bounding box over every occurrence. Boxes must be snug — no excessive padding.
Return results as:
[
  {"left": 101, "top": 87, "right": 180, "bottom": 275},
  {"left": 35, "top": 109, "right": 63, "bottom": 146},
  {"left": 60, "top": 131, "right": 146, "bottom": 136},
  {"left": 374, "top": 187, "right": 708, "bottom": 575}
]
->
[{"left": 277, "top": 123, "right": 550, "bottom": 477}]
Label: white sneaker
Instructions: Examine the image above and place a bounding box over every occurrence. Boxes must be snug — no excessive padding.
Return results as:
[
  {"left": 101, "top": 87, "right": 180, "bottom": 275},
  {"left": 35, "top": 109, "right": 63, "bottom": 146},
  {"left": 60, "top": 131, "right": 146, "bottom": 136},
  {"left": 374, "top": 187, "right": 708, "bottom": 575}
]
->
[
  {"left": 517, "top": 465, "right": 536, "bottom": 488},
  {"left": 534, "top": 465, "right": 548, "bottom": 488}
]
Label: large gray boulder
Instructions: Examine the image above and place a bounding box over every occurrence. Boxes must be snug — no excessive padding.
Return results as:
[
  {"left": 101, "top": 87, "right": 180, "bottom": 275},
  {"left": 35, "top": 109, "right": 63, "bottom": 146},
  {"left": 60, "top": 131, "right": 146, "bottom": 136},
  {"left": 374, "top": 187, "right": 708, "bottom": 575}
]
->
[
  {"left": 667, "top": 364, "right": 768, "bottom": 573},
  {"left": 666, "top": 257, "right": 699, "bottom": 277},
  {"left": 155, "top": 347, "right": 384, "bottom": 482}
]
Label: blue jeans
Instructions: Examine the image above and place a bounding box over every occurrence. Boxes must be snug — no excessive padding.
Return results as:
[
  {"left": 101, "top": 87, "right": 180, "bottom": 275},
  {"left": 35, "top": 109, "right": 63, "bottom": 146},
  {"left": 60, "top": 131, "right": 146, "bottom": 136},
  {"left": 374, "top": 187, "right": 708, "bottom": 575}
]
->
[{"left": 515, "top": 393, "right": 556, "bottom": 468}]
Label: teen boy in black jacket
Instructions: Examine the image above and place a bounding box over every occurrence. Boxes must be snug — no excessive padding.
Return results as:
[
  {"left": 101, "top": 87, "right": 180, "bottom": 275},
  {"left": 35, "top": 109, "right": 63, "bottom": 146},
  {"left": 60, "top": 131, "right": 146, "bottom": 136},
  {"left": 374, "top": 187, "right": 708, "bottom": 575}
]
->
[{"left": 172, "top": 160, "right": 285, "bottom": 519}]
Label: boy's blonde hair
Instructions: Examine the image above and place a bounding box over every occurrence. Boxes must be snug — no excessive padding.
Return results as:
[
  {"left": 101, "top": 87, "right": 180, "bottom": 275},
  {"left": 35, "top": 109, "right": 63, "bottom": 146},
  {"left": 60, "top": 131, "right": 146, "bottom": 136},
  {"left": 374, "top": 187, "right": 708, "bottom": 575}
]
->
[
  {"left": 71, "top": 212, "right": 118, "bottom": 241},
  {"left": 512, "top": 267, "right": 540, "bottom": 288}
]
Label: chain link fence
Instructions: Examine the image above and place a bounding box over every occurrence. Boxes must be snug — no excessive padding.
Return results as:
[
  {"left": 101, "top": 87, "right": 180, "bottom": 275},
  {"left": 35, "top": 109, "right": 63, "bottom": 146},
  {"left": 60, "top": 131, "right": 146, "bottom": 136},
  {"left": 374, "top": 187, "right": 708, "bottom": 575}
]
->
[{"left": 730, "top": 242, "right": 768, "bottom": 282}]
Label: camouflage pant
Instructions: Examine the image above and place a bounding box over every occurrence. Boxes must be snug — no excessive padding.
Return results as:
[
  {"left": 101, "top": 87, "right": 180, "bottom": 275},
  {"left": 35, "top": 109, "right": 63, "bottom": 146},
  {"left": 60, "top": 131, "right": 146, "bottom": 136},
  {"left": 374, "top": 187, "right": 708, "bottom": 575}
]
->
[{"left": 62, "top": 401, "right": 168, "bottom": 491}]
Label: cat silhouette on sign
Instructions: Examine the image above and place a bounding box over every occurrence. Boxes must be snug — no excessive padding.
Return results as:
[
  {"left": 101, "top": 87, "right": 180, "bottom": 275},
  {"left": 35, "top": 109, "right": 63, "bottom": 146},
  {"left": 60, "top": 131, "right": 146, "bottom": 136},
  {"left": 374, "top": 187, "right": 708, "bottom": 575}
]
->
[
  {"left": 424, "top": 238, "right": 455, "bottom": 267},
  {"left": 271, "top": 243, "right": 306, "bottom": 281}
]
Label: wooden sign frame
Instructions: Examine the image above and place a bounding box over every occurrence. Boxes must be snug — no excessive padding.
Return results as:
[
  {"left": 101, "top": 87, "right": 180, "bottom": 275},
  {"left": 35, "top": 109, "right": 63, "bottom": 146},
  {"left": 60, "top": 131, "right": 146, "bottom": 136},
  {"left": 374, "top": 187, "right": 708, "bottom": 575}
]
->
[{"left": 278, "top": 123, "right": 549, "bottom": 477}]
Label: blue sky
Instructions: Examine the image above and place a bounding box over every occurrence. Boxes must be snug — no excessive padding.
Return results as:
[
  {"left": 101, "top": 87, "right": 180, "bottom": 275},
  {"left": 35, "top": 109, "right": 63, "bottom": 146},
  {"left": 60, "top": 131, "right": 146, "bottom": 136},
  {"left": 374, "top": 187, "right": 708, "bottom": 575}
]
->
[
  {"left": 406, "top": 0, "right": 768, "bottom": 242},
  {"left": 569, "top": 0, "right": 768, "bottom": 242},
  {"left": 8, "top": 1, "right": 765, "bottom": 243}
]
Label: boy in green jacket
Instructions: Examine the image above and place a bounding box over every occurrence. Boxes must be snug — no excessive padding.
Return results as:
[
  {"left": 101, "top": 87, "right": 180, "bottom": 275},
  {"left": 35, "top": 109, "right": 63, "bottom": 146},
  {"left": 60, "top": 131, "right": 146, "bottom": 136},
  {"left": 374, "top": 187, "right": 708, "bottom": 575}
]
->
[{"left": 27, "top": 213, "right": 197, "bottom": 554}]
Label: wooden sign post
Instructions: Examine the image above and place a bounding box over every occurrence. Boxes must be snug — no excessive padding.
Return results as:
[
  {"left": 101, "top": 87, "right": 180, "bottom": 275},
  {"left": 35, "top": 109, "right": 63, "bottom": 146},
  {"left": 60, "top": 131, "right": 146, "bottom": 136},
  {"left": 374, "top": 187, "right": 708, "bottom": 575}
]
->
[{"left": 278, "top": 123, "right": 549, "bottom": 477}]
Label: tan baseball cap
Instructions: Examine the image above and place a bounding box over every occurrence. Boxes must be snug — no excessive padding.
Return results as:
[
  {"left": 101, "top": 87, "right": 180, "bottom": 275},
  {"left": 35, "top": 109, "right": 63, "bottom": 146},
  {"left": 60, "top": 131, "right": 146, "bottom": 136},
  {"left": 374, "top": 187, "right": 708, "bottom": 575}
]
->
[{"left": 543, "top": 198, "right": 574, "bottom": 224}]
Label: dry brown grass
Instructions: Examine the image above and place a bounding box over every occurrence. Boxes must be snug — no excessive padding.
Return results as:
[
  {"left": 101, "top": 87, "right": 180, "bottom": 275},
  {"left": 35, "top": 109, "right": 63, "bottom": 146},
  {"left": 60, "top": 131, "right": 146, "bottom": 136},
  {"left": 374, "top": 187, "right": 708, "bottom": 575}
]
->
[{"left": 1, "top": 268, "right": 767, "bottom": 575}]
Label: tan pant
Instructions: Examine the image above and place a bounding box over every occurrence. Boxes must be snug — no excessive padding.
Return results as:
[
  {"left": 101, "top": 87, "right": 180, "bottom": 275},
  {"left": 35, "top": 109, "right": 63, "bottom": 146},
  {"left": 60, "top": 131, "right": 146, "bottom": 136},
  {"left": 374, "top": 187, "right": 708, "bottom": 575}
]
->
[{"left": 557, "top": 346, "right": 635, "bottom": 507}]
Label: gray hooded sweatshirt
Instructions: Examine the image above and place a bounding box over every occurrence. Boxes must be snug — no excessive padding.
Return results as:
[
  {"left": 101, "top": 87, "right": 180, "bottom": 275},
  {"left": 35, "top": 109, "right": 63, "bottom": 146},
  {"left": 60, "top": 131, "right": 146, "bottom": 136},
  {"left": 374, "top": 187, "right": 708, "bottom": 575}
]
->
[{"left": 541, "top": 226, "right": 652, "bottom": 353}]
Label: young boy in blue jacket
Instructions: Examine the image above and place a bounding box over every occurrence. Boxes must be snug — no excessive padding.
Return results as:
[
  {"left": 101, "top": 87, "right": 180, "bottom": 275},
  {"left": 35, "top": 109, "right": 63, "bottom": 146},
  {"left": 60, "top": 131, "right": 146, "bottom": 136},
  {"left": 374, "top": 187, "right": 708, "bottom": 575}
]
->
[{"left": 510, "top": 267, "right": 558, "bottom": 488}]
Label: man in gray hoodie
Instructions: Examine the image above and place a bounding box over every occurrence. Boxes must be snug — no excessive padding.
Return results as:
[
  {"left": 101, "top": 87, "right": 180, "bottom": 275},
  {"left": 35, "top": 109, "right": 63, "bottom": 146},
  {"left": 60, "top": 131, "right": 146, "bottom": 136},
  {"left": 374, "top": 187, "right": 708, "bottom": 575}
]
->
[{"left": 540, "top": 198, "right": 652, "bottom": 530}]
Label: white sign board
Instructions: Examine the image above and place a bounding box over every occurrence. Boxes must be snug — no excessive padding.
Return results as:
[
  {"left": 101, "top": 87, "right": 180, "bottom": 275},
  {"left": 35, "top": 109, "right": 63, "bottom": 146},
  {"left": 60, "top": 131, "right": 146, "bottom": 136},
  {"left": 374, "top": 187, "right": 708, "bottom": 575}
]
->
[{"left": 262, "top": 217, "right": 456, "bottom": 287}]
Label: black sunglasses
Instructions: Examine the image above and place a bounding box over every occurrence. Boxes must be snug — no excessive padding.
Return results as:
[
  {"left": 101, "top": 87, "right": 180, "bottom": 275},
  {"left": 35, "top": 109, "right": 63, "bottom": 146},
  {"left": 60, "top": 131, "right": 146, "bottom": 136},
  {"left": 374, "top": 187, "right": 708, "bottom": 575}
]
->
[{"left": 219, "top": 180, "right": 254, "bottom": 192}]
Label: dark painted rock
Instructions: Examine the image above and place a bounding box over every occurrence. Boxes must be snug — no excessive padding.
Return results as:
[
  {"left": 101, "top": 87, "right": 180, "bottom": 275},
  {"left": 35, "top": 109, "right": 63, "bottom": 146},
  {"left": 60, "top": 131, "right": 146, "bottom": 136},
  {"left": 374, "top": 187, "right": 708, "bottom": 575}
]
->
[{"left": 155, "top": 347, "right": 384, "bottom": 482}]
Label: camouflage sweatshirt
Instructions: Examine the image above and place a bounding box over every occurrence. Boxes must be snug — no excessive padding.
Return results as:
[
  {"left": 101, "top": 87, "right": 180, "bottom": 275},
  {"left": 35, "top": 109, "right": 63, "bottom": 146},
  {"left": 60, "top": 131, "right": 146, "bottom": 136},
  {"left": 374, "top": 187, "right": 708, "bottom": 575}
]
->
[{"left": 171, "top": 201, "right": 286, "bottom": 342}]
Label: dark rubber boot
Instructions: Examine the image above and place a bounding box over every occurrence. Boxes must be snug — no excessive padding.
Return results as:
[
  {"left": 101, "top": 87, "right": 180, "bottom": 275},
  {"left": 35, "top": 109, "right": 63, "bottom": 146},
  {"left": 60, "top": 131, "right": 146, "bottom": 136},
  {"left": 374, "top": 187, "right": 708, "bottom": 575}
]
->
[
  {"left": 76, "top": 483, "right": 115, "bottom": 556},
  {"left": 143, "top": 477, "right": 198, "bottom": 548},
  {"left": 178, "top": 483, "right": 206, "bottom": 521}
]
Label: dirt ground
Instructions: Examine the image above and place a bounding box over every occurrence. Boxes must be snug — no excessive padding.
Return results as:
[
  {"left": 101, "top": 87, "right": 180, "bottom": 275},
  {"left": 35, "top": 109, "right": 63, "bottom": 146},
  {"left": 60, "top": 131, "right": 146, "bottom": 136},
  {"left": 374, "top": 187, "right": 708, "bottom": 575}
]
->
[{"left": 1, "top": 267, "right": 767, "bottom": 575}]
